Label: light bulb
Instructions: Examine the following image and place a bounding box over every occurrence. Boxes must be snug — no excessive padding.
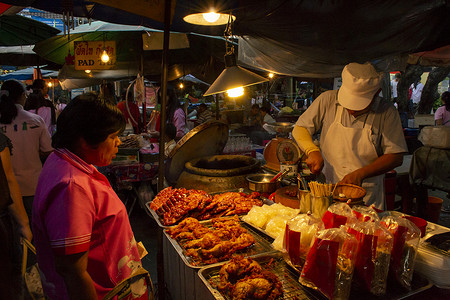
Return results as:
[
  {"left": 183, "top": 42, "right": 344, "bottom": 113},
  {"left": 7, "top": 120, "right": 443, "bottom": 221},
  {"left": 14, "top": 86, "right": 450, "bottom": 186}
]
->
[
  {"left": 47, "top": 82, "right": 52, "bottom": 87},
  {"left": 101, "top": 49, "right": 110, "bottom": 63},
  {"left": 268, "top": 73, "right": 274, "bottom": 78},
  {"left": 227, "top": 87, "right": 244, "bottom": 97},
  {"left": 179, "top": 83, "right": 184, "bottom": 89},
  {"left": 202, "top": 12, "right": 220, "bottom": 23},
  {"left": 85, "top": 70, "right": 91, "bottom": 74}
]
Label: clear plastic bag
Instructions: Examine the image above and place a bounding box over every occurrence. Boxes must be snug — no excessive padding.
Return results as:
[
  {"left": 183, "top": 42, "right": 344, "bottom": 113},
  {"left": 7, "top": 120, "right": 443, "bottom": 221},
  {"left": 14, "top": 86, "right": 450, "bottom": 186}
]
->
[
  {"left": 345, "top": 221, "right": 393, "bottom": 295},
  {"left": 322, "top": 202, "right": 355, "bottom": 229},
  {"left": 351, "top": 205, "right": 380, "bottom": 223},
  {"left": 300, "top": 227, "right": 358, "bottom": 300},
  {"left": 282, "top": 213, "right": 324, "bottom": 269},
  {"left": 381, "top": 215, "right": 421, "bottom": 290}
]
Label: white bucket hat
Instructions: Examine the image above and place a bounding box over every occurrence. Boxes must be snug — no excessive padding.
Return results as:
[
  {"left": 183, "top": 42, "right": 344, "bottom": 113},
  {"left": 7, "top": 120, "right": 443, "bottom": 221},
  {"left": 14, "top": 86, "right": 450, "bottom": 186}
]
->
[{"left": 337, "top": 62, "right": 382, "bottom": 111}]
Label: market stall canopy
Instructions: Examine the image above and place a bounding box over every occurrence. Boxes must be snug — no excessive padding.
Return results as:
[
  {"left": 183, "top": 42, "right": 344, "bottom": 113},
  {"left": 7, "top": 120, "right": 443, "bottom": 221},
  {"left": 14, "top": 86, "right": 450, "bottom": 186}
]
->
[
  {"left": 0, "top": 14, "right": 60, "bottom": 46},
  {"left": 0, "top": 66, "right": 58, "bottom": 80},
  {"left": 407, "top": 45, "right": 450, "bottom": 67},
  {"left": 5, "top": 0, "right": 450, "bottom": 76},
  {"left": 33, "top": 21, "right": 229, "bottom": 82},
  {"left": 0, "top": 45, "right": 59, "bottom": 67}
]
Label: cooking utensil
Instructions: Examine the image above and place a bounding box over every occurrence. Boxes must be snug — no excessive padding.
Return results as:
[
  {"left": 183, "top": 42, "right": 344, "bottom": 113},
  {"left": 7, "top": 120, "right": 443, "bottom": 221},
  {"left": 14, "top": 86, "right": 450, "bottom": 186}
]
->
[
  {"left": 246, "top": 173, "right": 280, "bottom": 193},
  {"left": 270, "top": 168, "right": 290, "bottom": 183}
]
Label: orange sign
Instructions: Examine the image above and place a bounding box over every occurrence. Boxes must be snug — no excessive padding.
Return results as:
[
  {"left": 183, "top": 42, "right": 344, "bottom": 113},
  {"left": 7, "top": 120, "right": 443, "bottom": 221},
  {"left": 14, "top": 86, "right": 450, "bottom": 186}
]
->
[{"left": 74, "top": 41, "right": 116, "bottom": 70}]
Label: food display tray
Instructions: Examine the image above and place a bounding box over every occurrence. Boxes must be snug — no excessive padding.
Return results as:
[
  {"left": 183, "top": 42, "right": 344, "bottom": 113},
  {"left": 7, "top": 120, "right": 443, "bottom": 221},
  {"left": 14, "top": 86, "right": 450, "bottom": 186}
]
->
[
  {"left": 198, "top": 252, "right": 324, "bottom": 300},
  {"left": 198, "top": 251, "right": 433, "bottom": 300},
  {"left": 164, "top": 217, "right": 277, "bottom": 268},
  {"left": 144, "top": 189, "right": 273, "bottom": 229}
]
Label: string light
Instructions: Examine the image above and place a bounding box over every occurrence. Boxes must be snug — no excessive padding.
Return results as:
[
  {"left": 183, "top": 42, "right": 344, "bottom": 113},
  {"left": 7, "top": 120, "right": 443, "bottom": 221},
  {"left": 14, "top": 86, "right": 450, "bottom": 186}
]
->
[
  {"left": 268, "top": 73, "right": 274, "bottom": 78},
  {"left": 179, "top": 83, "right": 184, "bottom": 89},
  {"left": 85, "top": 70, "right": 91, "bottom": 74},
  {"left": 47, "top": 81, "right": 52, "bottom": 87}
]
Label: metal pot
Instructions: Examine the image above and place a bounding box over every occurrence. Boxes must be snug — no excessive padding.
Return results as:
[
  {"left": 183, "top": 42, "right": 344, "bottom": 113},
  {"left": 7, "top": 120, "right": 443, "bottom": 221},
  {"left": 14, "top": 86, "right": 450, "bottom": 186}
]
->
[
  {"left": 246, "top": 173, "right": 280, "bottom": 193},
  {"left": 176, "top": 155, "right": 260, "bottom": 193}
]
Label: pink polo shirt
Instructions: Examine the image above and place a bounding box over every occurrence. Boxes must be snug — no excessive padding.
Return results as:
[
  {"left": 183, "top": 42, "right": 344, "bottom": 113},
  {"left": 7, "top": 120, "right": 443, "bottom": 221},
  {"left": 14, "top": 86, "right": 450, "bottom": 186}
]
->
[{"left": 33, "top": 149, "right": 146, "bottom": 299}]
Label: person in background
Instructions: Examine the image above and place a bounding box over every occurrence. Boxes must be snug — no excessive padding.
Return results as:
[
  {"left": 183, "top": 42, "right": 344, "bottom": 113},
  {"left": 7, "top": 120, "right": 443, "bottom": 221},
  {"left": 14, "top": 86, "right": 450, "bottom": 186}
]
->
[
  {"left": 167, "top": 89, "right": 187, "bottom": 140},
  {"left": 100, "top": 82, "right": 117, "bottom": 104},
  {"left": 260, "top": 105, "right": 275, "bottom": 126},
  {"left": 196, "top": 103, "right": 214, "bottom": 124},
  {"left": 55, "top": 97, "right": 68, "bottom": 119},
  {"left": 293, "top": 62, "right": 407, "bottom": 210},
  {"left": 0, "top": 132, "right": 32, "bottom": 300},
  {"left": 0, "top": 79, "right": 53, "bottom": 222},
  {"left": 33, "top": 93, "right": 149, "bottom": 299},
  {"left": 26, "top": 79, "right": 57, "bottom": 136},
  {"left": 164, "top": 123, "right": 177, "bottom": 157},
  {"left": 391, "top": 73, "right": 400, "bottom": 102},
  {"left": 410, "top": 78, "right": 424, "bottom": 114},
  {"left": 117, "top": 89, "right": 141, "bottom": 133},
  {"left": 435, "top": 91, "right": 450, "bottom": 126},
  {"left": 245, "top": 104, "right": 262, "bottom": 127}
]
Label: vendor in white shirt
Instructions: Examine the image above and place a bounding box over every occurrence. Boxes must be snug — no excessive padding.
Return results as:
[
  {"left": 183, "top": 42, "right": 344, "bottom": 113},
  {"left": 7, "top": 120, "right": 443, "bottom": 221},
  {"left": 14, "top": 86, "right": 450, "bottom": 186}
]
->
[{"left": 292, "top": 62, "right": 408, "bottom": 210}]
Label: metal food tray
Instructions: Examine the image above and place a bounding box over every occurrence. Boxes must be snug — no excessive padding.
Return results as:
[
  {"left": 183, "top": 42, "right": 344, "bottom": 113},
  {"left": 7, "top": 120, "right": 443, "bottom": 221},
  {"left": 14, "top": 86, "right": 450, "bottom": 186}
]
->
[
  {"left": 198, "top": 252, "right": 433, "bottom": 300},
  {"left": 144, "top": 190, "right": 273, "bottom": 229},
  {"left": 144, "top": 201, "right": 168, "bottom": 228},
  {"left": 164, "top": 217, "right": 277, "bottom": 269},
  {"left": 198, "top": 252, "right": 324, "bottom": 300}
]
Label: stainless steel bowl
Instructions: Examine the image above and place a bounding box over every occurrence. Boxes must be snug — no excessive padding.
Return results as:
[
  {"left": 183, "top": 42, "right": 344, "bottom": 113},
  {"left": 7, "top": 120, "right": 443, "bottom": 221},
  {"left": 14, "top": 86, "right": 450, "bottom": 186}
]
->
[
  {"left": 265, "top": 122, "right": 294, "bottom": 133},
  {"left": 246, "top": 173, "right": 279, "bottom": 193}
]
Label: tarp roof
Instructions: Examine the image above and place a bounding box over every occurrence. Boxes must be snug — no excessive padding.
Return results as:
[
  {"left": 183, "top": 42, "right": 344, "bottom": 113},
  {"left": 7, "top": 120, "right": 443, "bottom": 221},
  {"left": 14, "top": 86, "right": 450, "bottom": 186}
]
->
[{"left": 6, "top": 0, "right": 450, "bottom": 77}]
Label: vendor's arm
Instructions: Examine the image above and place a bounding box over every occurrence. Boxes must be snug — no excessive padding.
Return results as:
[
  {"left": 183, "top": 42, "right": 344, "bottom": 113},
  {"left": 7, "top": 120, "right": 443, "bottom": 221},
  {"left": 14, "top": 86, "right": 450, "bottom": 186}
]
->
[
  {"left": 292, "top": 126, "right": 323, "bottom": 174},
  {"left": 340, "top": 153, "right": 403, "bottom": 186},
  {"left": 55, "top": 251, "right": 97, "bottom": 300}
]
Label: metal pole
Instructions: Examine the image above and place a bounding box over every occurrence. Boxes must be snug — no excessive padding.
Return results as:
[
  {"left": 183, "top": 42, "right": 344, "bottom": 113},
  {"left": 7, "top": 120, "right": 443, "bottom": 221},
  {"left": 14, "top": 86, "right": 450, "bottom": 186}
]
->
[
  {"left": 157, "top": 1, "right": 172, "bottom": 299},
  {"left": 157, "top": 1, "right": 171, "bottom": 192}
]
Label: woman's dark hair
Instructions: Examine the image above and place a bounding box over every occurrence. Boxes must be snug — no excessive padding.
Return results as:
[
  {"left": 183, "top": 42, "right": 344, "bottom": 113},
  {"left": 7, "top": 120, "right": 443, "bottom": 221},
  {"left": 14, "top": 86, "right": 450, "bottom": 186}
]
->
[
  {"left": 158, "top": 86, "right": 182, "bottom": 123},
  {"left": 442, "top": 91, "right": 450, "bottom": 111},
  {"left": 32, "top": 79, "right": 46, "bottom": 91},
  {"left": 165, "top": 123, "right": 177, "bottom": 140},
  {"left": 52, "top": 93, "right": 126, "bottom": 150},
  {"left": 0, "top": 79, "right": 25, "bottom": 124},
  {"left": 25, "top": 92, "right": 56, "bottom": 125}
]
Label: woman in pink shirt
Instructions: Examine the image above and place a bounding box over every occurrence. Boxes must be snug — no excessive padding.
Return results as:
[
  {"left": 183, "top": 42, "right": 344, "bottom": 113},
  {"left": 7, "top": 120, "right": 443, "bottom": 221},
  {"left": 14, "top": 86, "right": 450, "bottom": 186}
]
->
[
  {"left": 33, "top": 93, "right": 150, "bottom": 299},
  {"left": 435, "top": 91, "right": 450, "bottom": 126}
]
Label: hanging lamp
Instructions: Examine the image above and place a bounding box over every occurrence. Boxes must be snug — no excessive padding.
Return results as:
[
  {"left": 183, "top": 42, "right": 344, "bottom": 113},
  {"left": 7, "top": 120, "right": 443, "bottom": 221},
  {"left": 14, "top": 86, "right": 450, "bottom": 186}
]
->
[{"left": 203, "top": 14, "right": 268, "bottom": 97}]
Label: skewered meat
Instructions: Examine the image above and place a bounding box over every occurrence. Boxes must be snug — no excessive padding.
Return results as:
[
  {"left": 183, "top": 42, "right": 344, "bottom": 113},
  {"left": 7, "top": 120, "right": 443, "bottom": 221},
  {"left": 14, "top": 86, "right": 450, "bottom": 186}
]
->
[{"left": 151, "top": 188, "right": 262, "bottom": 225}]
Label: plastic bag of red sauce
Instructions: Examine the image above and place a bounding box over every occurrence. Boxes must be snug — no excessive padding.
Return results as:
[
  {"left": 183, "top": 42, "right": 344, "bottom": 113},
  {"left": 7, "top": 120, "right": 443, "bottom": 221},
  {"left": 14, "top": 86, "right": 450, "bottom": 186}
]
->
[
  {"left": 352, "top": 205, "right": 380, "bottom": 223},
  {"left": 322, "top": 202, "right": 355, "bottom": 229},
  {"left": 381, "top": 215, "right": 421, "bottom": 290},
  {"left": 345, "top": 221, "right": 393, "bottom": 295},
  {"left": 299, "top": 228, "right": 358, "bottom": 300}
]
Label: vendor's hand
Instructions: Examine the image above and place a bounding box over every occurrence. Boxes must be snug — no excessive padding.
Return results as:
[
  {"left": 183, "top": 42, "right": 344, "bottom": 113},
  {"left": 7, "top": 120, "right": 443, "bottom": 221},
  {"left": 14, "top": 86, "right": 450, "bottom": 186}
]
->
[
  {"left": 340, "top": 169, "right": 365, "bottom": 186},
  {"left": 306, "top": 151, "right": 324, "bottom": 174},
  {"left": 148, "top": 130, "right": 160, "bottom": 138}
]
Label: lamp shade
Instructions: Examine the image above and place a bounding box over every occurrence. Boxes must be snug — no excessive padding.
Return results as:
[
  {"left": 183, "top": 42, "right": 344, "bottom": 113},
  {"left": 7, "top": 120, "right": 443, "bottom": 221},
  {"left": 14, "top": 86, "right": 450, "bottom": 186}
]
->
[
  {"left": 183, "top": 13, "right": 235, "bottom": 26},
  {"left": 203, "top": 55, "right": 268, "bottom": 96}
]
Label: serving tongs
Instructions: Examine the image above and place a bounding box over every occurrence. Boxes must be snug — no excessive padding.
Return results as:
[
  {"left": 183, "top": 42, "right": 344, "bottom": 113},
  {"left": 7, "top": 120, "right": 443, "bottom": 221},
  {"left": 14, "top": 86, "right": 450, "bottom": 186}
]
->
[{"left": 270, "top": 168, "right": 290, "bottom": 183}]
